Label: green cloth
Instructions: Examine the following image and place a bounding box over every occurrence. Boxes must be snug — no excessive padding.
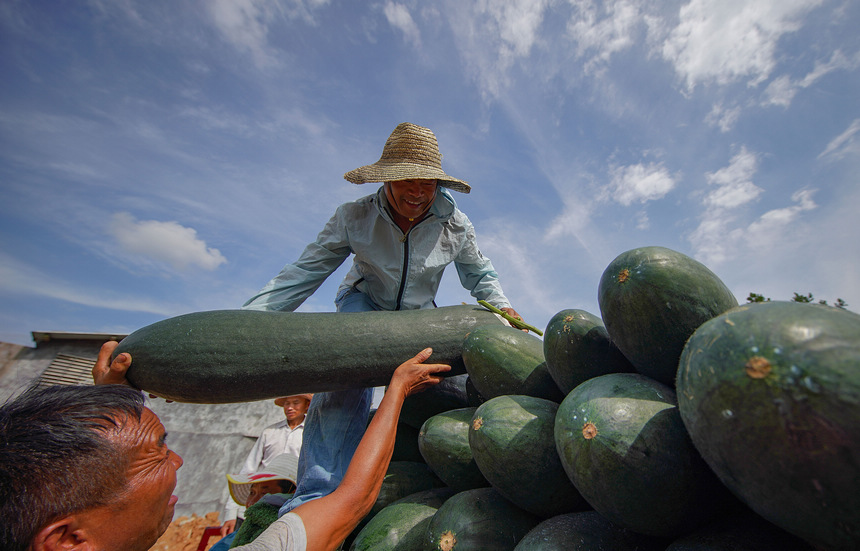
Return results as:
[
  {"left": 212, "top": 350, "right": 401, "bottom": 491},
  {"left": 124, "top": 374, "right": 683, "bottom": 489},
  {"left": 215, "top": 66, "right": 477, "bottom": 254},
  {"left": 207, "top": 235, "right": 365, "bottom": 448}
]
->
[{"left": 229, "top": 493, "right": 291, "bottom": 548}]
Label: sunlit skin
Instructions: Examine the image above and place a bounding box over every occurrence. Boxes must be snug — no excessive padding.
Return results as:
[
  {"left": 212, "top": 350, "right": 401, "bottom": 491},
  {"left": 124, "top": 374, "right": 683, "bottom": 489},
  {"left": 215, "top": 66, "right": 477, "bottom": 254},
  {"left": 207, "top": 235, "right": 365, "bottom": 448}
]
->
[
  {"left": 31, "top": 408, "right": 184, "bottom": 551},
  {"left": 281, "top": 396, "right": 310, "bottom": 428},
  {"left": 383, "top": 179, "right": 438, "bottom": 233}
]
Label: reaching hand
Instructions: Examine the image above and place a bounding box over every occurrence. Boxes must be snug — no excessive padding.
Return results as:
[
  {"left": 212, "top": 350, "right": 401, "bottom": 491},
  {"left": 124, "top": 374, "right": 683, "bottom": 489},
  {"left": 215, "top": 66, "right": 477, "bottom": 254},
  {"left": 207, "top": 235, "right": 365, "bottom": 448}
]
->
[
  {"left": 501, "top": 307, "right": 528, "bottom": 332},
  {"left": 389, "top": 348, "right": 451, "bottom": 398},
  {"left": 92, "top": 341, "right": 132, "bottom": 386}
]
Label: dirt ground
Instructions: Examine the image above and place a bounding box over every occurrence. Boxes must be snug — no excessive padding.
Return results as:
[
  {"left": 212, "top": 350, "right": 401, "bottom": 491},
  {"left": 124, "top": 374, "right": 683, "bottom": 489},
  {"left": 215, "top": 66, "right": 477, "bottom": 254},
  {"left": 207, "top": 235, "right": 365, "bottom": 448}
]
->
[{"left": 149, "top": 512, "right": 222, "bottom": 551}]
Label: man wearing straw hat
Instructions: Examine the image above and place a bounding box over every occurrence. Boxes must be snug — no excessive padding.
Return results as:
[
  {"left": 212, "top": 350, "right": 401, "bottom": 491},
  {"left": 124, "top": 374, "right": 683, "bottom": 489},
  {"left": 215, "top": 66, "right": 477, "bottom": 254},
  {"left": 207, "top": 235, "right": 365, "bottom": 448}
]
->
[
  {"left": 242, "top": 122, "right": 522, "bottom": 519},
  {"left": 220, "top": 393, "right": 312, "bottom": 538}
]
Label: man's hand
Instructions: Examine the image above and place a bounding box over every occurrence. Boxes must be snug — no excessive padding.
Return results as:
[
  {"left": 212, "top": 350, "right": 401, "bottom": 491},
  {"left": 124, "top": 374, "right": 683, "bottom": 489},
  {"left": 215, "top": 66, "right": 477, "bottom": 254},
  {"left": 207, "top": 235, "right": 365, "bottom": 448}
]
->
[
  {"left": 501, "top": 307, "right": 528, "bottom": 332},
  {"left": 92, "top": 341, "right": 132, "bottom": 386},
  {"left": 389, "top": 348, "right": 451, "bottom": 398},
  {"left": 220, "top": 519, "right": 236, "bottom": 537}
]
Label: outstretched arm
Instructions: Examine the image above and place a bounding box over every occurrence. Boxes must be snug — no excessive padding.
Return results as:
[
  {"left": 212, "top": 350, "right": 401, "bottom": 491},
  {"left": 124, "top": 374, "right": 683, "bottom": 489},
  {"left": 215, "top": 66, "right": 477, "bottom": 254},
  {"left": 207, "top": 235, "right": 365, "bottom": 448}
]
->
[{"left": 296, "top": 348, "right": 450, "bottom": 551}]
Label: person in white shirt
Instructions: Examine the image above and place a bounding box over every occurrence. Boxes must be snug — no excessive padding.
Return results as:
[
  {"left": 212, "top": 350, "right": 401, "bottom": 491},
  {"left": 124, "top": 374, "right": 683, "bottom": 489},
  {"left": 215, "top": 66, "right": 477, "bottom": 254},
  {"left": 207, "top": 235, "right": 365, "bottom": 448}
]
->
[{"left": 221, "top": 393, "right": 312, "bottom": 537}]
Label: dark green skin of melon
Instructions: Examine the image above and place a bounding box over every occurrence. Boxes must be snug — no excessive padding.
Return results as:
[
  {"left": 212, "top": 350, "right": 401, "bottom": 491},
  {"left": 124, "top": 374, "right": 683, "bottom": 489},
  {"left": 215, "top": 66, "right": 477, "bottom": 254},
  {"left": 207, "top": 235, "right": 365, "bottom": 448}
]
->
[
  {"left": 597, "top": 246, "right": 738, "bottom": 386},
  {"left": 349, "top": 461, "right": 445, "bottom": 545},
  {"left": 469, "top": 395, "right": 588, "bottom": 518},
  {"left": 424, "top": 487, "right": 540, "bottom": 551},
  {"left": 418, "top": 407, "right": 489, "bottom": 493},
  {"left": 664, "top": 508, "right": 817, "bottom": 551},
  {"left": 351, "top": 487, "right": 455, "bottom": 551},
  {"left": 400, "top": 373, "right": 470, "bottom": 430},
  {"left": 112, "top": 305, "right": 503, "bottom": 403},
  {"left": 554, "top": 372, "right": 729, "bottom": 538},
  {"left": 462, "top": 324, "right": 564, "bottom": 402},
  {"left": 677, "top": 301, "right": 860, "bottom": 550},
  {"left": 513, "top": 511, "right": 668, "bottom": 551},
  {"left": 543, "top": 309, "right": 635, "bottom": 394}
]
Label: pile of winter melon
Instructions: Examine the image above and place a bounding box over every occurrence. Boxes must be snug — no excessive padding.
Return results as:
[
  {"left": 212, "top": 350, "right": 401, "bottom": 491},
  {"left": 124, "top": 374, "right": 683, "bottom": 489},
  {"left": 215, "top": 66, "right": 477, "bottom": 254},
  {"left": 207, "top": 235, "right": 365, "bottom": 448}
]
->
[{"left": 350, "top": 246, "right": 860, "bottom": 551}]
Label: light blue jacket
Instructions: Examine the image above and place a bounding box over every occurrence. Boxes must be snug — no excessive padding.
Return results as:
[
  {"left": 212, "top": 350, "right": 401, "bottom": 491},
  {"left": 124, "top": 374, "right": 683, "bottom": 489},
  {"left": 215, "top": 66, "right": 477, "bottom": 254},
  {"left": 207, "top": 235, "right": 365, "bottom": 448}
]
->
[{"left": 243, "top": 186, "right": 511, "bottom": 312}]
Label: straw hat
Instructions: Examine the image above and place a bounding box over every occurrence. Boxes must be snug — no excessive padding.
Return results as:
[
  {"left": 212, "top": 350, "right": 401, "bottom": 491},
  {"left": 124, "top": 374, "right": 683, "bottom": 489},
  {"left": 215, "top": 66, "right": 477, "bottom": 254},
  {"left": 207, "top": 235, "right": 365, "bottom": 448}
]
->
[
  {"left": 343, "top": 122, "right": 471, "bottom": 193},
  {"left": 274, "top": 394, "right": 313, "bottom": 407},
  {"left": 227, "top": 453, "right": 299, "bottom": 506}
]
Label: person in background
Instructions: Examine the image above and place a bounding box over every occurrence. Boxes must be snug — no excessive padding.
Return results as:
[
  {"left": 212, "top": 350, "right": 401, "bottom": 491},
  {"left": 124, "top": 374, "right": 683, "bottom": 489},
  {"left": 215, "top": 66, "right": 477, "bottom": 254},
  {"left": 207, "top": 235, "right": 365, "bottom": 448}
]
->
[
  {"left": 243, "top": 122, "right": 523, "bottom": 518},
  {"left": 221, "top": 393, "right": 312, "bottom": 537},
  {"left": 210, "top": 453, "right": 299, "bottom": 550}
]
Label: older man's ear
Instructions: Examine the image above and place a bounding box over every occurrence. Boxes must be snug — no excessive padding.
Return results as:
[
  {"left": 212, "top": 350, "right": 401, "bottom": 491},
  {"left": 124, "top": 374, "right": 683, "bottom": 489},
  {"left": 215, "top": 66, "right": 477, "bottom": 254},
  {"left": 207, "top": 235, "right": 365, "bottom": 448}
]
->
[{"left": 29, "top": 515, "right": 91, "bottom": 551}]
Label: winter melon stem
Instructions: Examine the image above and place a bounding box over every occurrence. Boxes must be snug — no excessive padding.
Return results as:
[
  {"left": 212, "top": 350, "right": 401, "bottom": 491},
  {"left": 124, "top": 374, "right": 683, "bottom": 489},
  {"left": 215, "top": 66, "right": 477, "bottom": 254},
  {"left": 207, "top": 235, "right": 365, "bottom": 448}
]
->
[{"left": 477, "top": 300, "right": 543, "bottom": 336}]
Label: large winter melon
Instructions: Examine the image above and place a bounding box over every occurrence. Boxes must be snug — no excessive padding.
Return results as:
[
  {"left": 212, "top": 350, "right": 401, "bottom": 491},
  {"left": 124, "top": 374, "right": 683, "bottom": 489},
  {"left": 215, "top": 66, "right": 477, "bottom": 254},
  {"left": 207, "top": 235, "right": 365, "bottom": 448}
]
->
[
  {"left": 113, "top": 305, "right": 503, "bottom": 403},
  {"left": 350, "top": 487, "right": 455, "bottom": 551},
  {"left": 418, "top": 407, "right": 488, "bottom": 492},
  {"left": 513, "top": 511, "right": 667, "bottom": 551},
  {"left": 597, "top": 246, "right": 738, "bottom": 386},
  {"left": 469, "top": 395, "right": 588, "bottom": 518},
  {"left": 677, "top": 301, "right": 860, "bottom": 550},
  {"left": 462, "top": 325, "right": 563, "bottom": 402},
  {"left": 423, "top": 487, "right": 540, "bottom": 551},
  {"left": 543, "top": 309, "right": 634, "bottom": 394},
  {"left": 554, "top": 373, "right": 730, "bottom": 538}
]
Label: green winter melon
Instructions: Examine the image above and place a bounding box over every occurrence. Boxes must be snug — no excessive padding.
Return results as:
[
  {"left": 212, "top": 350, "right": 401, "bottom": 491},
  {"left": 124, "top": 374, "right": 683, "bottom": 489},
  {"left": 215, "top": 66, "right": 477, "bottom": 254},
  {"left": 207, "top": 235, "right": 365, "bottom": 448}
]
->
[
  {"left": 677, "top": 301, "right": 860, "bottom": 550},
  {"left": 664, "top": 509, "right": 816, "bottom": 551},
  {"left": 462, "top": 325, "right": 563, "bottom": 402},
  {"left": 424, "top": 487, "right": 540, "bottom": 551},
  {"left": 469, "top": 395, "right": 588, "bottom": 518},
  {"left": 597, "top": 246, "right": 738, "bottom": 386},
  {"left": 513, "top": 510, "right": 667, "bottom": 551},
  {"left": 350, "top": 487, "right": 456, "bottom": 551},
  {"left": 554, "top": 373, "right": 730, "bottom": 538},
  {"left": 543, "top": 309, "right": 635, "bottom": 394},
  {"left": 113, "top": 305, "right": 503, "bottom": 403},
  {"left": 418, "top": 407, "right": 488, "bottom": 492}
]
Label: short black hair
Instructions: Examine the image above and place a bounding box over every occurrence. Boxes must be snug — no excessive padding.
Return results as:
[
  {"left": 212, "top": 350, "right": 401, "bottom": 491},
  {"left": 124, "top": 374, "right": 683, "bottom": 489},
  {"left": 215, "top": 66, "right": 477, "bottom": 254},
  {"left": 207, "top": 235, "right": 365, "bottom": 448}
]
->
[{"left": 0, "top": 384, "right": 146, "bottom": 550}]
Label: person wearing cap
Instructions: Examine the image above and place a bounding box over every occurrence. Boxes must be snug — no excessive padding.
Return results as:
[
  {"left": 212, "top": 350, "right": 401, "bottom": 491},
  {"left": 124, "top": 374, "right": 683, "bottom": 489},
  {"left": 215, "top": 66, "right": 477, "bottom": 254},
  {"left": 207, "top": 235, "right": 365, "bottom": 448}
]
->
[
  {"left": 241, "top": 122, "right": 522, "bottom": 518},
  {"left": 221, "top": 393, "right": 312, "bottom": 537},
  {"left": 210, "top": 453, "right": 299, "bottom": 550}
]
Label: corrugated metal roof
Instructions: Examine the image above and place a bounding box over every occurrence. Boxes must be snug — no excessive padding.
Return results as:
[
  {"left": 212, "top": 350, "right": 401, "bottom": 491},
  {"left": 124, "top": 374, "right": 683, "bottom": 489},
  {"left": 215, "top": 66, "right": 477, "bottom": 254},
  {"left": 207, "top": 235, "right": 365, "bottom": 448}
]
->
[{"left": 36, "top": 354, "right": 96, "bottom": 388}]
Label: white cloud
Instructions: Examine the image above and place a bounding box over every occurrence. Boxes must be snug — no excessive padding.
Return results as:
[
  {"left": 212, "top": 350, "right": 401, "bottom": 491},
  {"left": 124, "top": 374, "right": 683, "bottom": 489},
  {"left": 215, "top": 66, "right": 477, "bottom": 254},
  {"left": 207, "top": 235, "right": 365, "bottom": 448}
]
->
[
  {"left": 606, "top": 162, "right": 677, "bottom": 206},
  {"left": 818, "top": 119, "right": 860, "bottom": 161},
  {"left": 764, "top": 50, "right": 860, "bottom": 108},
  {"left": 703, "top": 147, "right": 762, "bottom": 208},
  {"left": 109, "top": 213, "right": 227, "bottom": 272},
  {"left": 384, "top": 2, "right": 421, "bottom": 48},
  {"left": 705, "top": 102, "right": 742, "bottom": 133},
  {"left": 662, "top": 0, "right": 824, "bottom": 92},
  {"left": 206, "top": 0, "right": 289, "bottom": 68},
  {"left": 445, "top": 0, "right": 550, "bottom": 99},
  {"left": 690, "top": 148, "right": 817, "bottom": 266},
  {"left": 566, "top": 0, "right": 644, "bottom": 70}
]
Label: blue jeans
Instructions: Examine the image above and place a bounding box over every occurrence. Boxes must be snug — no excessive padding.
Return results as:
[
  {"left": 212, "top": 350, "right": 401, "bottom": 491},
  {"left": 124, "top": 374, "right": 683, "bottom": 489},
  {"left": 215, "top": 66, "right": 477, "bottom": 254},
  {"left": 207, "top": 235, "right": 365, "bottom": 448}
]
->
[{"left": 278, "top": 288, "right": 379, "bottom": 515}]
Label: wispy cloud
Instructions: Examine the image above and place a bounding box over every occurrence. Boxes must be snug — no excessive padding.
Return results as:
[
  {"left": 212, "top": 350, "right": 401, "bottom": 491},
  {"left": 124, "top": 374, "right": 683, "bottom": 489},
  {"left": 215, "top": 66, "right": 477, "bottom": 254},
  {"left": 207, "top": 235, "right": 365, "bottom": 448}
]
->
[
  {"left": 0, "top": 252, "right": 177, "bottom": 316},
  {"left": 109, "top": 212, "right": 227, "bottom": 272},
  {"left": 818, "top": 119, "right": 860, "bottom": 161},
  {"left": 567, "top": 0, "right": 644, "bottom": 71},
  {"left": 206, "top": 0, "right": 283, "bottom": 68},
  {"left": 384, "top": 2, "right": 421, "bottom": 48},
  {"left": 764, "top": 50, "right": 860, "bottom": 108},
  {"left": 662, "top": 0, "right": 824, "bottom": 92}
]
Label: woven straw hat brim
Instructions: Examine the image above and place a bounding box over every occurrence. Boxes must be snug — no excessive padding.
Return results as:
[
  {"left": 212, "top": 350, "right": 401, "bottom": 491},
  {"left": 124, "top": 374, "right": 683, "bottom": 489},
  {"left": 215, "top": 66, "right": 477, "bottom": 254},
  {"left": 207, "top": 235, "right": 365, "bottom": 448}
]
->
[
  {"left": 344, "top": 163, "right": 470, "bottom": 193},
  {"left": 343, "top": 122, "right": 471, "bottom": 193}
]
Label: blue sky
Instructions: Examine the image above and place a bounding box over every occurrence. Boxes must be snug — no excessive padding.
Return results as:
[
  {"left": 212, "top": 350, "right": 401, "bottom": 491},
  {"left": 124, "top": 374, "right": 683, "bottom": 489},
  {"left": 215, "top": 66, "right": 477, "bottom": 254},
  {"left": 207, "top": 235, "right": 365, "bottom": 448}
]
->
[{"left": 1, "top": 0, "right": 858, "bottom": 347}]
